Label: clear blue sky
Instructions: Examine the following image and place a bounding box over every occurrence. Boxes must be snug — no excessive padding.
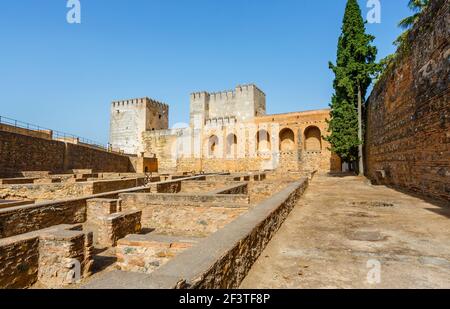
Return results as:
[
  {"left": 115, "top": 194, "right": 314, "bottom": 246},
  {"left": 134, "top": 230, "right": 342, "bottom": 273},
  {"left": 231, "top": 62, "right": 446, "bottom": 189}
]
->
[{"left": 0, "top": 0, "right": 411, "bottom": 144}]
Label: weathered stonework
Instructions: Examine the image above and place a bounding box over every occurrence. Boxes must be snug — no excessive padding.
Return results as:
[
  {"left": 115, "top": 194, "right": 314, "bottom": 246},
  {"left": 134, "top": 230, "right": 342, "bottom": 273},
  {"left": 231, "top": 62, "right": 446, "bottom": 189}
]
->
[
  {"left": 82, "top": 177, "right": 309, "bottom": 289},
  {"left": 110, "top": 84, "right": 340, "bottom": 174},
  {"left": 0, "top": 236, "right": 39, "bottom": 289},
  {"left": 365, "top": 0, "right": 449, "bottom": 201},
  {"left": 116, "top": 234, "right": 198, "bottom": 274},
  {"left": 97, "top": 210, "right": 142, "bottom": 247},
  {"left": 38, "top": 229, "right": 94, "bottom": 288},
  {"left": 110, "top": 97, "right": 169, "bottom": 155},
  {"left": 0, "top": 177, "right": 145, "bottom": 202},
  {"left": 0, "top": 130, "right": 134, "bottom": 178}
]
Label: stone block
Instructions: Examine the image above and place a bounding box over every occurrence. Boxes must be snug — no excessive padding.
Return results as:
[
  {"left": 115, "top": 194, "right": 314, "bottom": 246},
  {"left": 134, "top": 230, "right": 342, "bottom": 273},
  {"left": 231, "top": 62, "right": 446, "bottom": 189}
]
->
[{"left": 97, "top": 210, "right": 142, "bottom": 247}]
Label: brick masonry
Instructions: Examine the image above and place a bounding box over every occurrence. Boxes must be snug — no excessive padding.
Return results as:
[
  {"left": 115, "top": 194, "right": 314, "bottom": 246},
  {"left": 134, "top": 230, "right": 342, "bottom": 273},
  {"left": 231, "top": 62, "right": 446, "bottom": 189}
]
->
[
  {"left": 97, "top": 210, "right": 142, "bottom": 247},
  {"left": 0, "top": 130, "right": 133, "bottom": 177},
  {"left": 0, "top": 236, "right": 39, "bottom": 289},
  {"left": 365, "top": 0, "right": 449, "bottom": 201}
]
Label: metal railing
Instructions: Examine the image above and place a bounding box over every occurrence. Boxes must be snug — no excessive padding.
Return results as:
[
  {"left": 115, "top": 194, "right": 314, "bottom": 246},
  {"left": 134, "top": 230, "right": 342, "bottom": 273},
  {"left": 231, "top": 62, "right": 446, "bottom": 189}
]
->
[{"left": 0, "top": 115, "right": 114, "bottom": 152}]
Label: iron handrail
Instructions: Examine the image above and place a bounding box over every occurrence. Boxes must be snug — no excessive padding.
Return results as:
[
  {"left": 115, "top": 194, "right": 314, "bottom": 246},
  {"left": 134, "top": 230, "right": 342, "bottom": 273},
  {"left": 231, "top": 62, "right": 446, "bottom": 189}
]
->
[{"left": 0, "top": 115, "right": 116, "bottom": 153}]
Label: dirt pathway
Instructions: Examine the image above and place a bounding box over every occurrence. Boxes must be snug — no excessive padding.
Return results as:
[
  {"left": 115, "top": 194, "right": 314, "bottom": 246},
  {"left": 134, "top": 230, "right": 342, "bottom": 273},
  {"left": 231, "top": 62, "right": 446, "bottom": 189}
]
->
[{"left": 240, "top": 175, "right": 450, "bottom": 288}]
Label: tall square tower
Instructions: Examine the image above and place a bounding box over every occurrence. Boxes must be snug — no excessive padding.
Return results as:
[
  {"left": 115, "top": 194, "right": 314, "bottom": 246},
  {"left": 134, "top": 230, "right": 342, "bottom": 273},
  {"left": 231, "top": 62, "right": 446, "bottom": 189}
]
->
[
  {"left": 190, "top": 84, "right": 266, "bottom": 127},
  {"left": 109, "top": 97, "right": 169, "bottom": 154}
]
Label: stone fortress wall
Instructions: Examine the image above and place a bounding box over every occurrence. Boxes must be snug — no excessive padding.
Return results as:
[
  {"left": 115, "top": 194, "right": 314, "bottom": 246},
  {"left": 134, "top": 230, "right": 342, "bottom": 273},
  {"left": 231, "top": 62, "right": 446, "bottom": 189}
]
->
[
  {"left": 0, "top": 130, "right": 133, "bottom": 177},
  {"left": 111, "top": 84, "right": 340, "bottom": 174},
  {"left": 190, "top": 84, "right": 267, "bottom": 126},
  {"left": 365, "top": 0, "right": 449, "bottom": 201},
  {"left": 110, "top": 97, "right": 169, "bottom": 155}
]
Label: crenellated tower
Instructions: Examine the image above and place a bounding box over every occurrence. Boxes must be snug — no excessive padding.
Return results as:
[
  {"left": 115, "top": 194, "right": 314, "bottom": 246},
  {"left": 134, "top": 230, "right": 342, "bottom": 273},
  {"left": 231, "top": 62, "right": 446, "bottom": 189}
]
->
[
  {"left": 109, "top": 97, "right": 169, "bottom": 154},
  {"left": 189, "top": 84, "right": 266, "bottom": 127}
]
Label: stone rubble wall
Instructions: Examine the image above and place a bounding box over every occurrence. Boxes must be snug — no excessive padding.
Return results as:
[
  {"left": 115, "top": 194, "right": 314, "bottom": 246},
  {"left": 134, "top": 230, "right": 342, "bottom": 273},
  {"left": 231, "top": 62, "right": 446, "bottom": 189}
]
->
[
  {"left": 38, "top": 229, "right": 93, "bottom": 288},
  {"left": 365, "top": 0, "right": 449, "bottom": 201},
  {"left": 207, "top": 183, "right": 248, "bottom": 195},
  {"left": 97, "top": 210, "right": 142, "bottom": 247},
  {"left": 0, "top": 224, "right": 93, "bottom": 289},
  {"left": 0, "top": 177, "right": 145, "bottom": 202},
  {"left": 120, "top": 190, "right": 249, "bottom": 238},
  {"left": 82, "top": 177, "right": 309, "bottom": 289},
  {"left": 120, "top": 193, "right": 250, "bottom": 208},
  {"left": 0, "top": 186, "right": 150, "bottom": 239},
  {"left": 0, "top": 130, "right": 133, "bottom": 177},
  {"left": 179, "top": 180, "right": 231, "bottom": 193},
  {"left": 0, "top": 236, "right": 39, "bottom": 289}
]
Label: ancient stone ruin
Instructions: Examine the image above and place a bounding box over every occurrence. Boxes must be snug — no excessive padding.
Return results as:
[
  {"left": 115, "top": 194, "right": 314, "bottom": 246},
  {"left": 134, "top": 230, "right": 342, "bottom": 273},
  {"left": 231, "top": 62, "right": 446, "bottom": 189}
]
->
[{"left": 0, "top": 0, "right": 448, "bottom": 290}]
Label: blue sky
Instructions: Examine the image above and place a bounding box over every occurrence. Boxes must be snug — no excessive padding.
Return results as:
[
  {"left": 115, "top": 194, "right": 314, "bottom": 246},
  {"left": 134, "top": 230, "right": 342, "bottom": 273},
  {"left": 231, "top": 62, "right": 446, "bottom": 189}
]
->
[{"left": 0, "top": 0, "right": 411, "bottom": 144}]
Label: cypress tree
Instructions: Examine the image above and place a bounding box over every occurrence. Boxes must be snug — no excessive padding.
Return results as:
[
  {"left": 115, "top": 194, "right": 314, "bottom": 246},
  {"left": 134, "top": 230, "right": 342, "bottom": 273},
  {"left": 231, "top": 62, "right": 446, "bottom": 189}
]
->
[{"left": 325, "top": 0, "right": 379, "bottom": 173}]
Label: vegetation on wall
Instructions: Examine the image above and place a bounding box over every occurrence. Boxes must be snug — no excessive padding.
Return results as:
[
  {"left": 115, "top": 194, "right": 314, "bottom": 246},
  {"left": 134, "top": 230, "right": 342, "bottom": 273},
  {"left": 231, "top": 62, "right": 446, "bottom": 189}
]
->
[{"left": 378, "top": 0, "right": 430, "bottom": 79}]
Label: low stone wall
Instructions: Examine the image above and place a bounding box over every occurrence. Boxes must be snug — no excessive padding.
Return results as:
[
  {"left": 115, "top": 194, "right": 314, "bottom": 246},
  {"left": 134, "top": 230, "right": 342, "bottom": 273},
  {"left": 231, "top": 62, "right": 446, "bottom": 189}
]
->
[
  {"left": 119, "top": 183, "right": 250, "bottom": 237},
  {"left": 0, "top": 199, "right": 86, "bottom": 239},
  {"left": 82, "top": 178, "right": 309, "bottom": 289},
  {"left": 121, "top": 193, "right": 250, "bottom": 208},
  {"left": 0, "top": 200, "right": 33, "bottom": 209},
  {"left": 248, "top": 181, "right": 293, "bottom": 204},
  {"left": 0, "top": 235, "right": 39, "bottom": 289},
  {"left": 97, "top": 210, "right": 142, "bottom": 247},
  {"left": 0, "top": 177, "right": 145, "bottom": 202},
  {"left": 0, "top": 130, "right": 133, "bottom": 176},
  {"left": 208, "top": 183, "right": 248, "bottom": 195},
  {"left": 38, "top": 228, "right": 94, "bottom": 288},
  {"left": 0, "top": 186, "right": 150, "bottom": 239},
  {"left": 179, "top": 181, "right": 230, "bottom": 193},
  {"left": 92, "top": 178, "right": 145, "bottom": 194},
  {"left": 0, "top": 224, "right": 93, "bottom": 289},
  {"left": 148, "top": 176, "right": 207, "bottom": 194}
]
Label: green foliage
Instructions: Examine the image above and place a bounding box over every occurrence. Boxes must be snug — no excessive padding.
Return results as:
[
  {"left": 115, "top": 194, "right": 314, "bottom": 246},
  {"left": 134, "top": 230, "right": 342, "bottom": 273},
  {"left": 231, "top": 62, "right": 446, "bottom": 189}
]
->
[
  {"left": 399, "top": 0, "right": 429, "bottom": 29},
  {"left": 395, "top": 0, "right": 429, "bottom": 51},
  {"left": 325, "top": 0, "right": 379, "bottom": 162},
  {"left": 378, "top": 0, "right": 429, "bottom": 81}
]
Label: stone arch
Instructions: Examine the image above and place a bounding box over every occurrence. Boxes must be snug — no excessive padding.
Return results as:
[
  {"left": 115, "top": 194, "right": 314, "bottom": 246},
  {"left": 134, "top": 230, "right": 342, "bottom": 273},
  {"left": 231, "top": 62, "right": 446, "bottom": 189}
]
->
[
  {"left": 279, "top": 128, "right": 295, "bottom": 152},
  {"left": 226, "top": 133, "right": 238, "bottom": 159},
  {"left": 257, "top": 129, "right": 271, "bottom": 151},
  {"left": 304, "top": 126, "right": 322, "bottom": 151},
  {"left": 208, "top": 135, "right": 220, "bottom": 158}
]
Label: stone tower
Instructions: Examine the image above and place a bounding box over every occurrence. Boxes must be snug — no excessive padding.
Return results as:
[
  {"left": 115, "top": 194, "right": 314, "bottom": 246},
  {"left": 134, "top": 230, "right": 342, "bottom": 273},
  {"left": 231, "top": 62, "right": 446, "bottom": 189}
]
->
[
  {"left": 190, "top": 84, "right": 266, "bottom": 127},
  {"left": 109, "top": 97, "right": 169, "bottom": 155}
]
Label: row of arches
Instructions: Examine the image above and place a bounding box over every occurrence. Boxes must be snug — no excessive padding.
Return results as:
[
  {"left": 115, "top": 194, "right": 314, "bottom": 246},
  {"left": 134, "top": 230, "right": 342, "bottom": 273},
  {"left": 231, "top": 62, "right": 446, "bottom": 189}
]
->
[{"left": 207, "top": 126, "right": 322, "bottom": 157}]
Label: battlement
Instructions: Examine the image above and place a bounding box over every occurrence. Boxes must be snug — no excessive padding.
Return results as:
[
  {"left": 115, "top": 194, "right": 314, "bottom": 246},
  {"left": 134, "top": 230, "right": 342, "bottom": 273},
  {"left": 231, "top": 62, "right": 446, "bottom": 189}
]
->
[
  {"left": 191, "top": 84, "right": 266, "bottom": 101},
  {"left": 112, "top": 97, "right": 169, "bottom": 110}
]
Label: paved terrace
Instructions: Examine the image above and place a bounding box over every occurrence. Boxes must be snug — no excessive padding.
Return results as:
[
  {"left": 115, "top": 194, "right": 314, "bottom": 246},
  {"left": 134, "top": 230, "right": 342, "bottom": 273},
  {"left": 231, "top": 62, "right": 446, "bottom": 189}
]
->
[{"left": 241, "top": 175, "right": 450, "bottom": 289}]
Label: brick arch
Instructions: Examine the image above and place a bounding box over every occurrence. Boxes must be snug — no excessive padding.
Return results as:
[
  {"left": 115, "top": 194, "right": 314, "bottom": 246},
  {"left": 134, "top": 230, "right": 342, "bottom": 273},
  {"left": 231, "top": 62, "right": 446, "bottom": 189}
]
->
[
  {"left": 279, "top": 128, "right": 295, "bottom": 152},
  {"left": 304, "top": 126, "right": 322, "bottom": 151}
]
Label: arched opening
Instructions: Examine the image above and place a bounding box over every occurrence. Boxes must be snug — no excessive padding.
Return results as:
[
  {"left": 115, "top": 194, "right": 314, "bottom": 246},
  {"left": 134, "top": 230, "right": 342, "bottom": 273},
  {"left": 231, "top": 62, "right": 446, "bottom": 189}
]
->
[
  {"left": 257, "top": 130, "right": 271, "bottom": 152},
  {"left": 279, "top": 128, "right": 295, "bottom": 152},
  {"left": 226, "top": 134, "right": 238, "bottom": 159},
  {"left": 304, "top": 126, "right": 322, "bottom": 151},
  {"left": 208, "top": 135, "right": 219, "bottom": 158}
]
